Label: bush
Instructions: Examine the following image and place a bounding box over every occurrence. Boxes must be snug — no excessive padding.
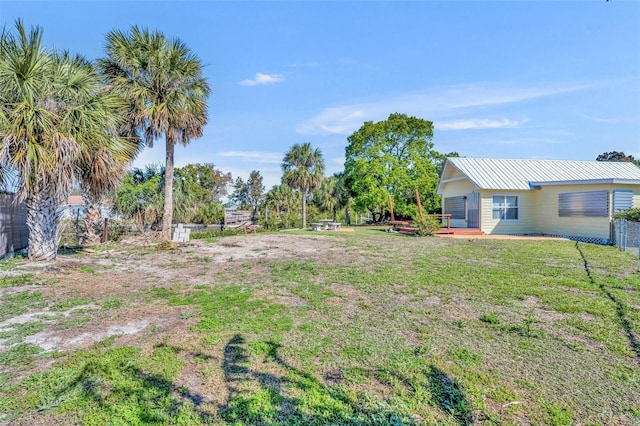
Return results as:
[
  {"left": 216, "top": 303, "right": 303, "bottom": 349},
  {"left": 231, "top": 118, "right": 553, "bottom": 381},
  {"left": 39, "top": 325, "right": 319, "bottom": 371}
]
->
[
  {"left": 280, "top": 212, "right": 301, "bottom": 229},
  {"left": 613, "top": 207, "right": 640, "bottom": 222},
  {"left": 413, "top": 214, "right": 442, "bottom": 236},
  {"left": 258, "top": 214, "right": 281, "bottom": 231},
  {"left": 196, "top": 202, "right": 225, "bottom": 224},
  {"left": 191, "top": 226, "right": 240, "bottom": 240}
]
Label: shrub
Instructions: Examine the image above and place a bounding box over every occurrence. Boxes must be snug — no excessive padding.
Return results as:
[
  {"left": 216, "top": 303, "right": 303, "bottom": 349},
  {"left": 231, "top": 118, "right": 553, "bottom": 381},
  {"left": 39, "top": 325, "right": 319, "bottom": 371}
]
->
[
  {"left": 195, "top": 202, "right": 225, "bottom": 224},
  {"left": 413, "top": 214, "right": 442, "bottom": 236},
  {"left": 613, "top": 207, "right": 640, "bottom": 222}
]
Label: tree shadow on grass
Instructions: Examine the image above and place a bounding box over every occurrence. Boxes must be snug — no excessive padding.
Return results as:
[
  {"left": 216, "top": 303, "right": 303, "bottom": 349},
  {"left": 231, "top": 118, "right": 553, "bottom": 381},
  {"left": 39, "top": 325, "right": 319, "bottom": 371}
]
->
[
  {"left": 219, "top": 334, "right": 474, "bottom": 425},
  {"left": 34, "top": 336, "right": 472, "bottom": 425},
  {"left": 575, "top": 242, "right": 640, "bottom": 365},
  {"left": 47, "top": 344, "right": 217, "bottom": 424}
]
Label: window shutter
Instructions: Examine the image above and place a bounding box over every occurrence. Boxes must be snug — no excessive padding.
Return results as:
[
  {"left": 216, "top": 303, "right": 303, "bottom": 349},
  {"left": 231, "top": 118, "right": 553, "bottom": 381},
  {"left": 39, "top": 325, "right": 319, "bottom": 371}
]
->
[
  {"left": 613, "top": 190, "right": 633, "bottom": 213},
  {"left": 558, "top": 190, "right": 608, "bottom": 217}
]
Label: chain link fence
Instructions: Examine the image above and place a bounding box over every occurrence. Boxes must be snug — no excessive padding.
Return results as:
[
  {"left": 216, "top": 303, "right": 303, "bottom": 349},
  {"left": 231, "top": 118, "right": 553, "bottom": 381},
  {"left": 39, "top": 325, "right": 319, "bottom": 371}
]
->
[{"left": 611, "top": 219, "right": 640, "bottom": 258}]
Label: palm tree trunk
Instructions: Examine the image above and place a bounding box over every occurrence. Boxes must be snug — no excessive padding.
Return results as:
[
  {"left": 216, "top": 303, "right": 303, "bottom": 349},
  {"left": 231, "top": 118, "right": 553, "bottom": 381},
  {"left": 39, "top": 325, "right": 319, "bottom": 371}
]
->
[
  {"left": 25, "top": 192, "right": 62, "bottom": 261},
  {"left": 301, "top": 189, "right": 307, "bottom": 229},
  {"left": 162, "top": 137, "right": 175, "bottom": 240},
  {"left": 82, "top": 192, "right": 103, "bottom": 246}
]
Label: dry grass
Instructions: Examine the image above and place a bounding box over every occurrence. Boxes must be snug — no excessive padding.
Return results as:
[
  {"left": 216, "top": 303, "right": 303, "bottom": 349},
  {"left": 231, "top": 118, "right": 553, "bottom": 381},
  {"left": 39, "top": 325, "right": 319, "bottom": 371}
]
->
[{"left": 0, "top": 229, "right": 639, "bottom": 425}]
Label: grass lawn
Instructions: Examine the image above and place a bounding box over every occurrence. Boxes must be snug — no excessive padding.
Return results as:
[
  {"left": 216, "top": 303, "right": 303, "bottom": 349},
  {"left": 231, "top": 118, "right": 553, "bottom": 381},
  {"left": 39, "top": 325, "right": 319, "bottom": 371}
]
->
[{"left": 0, "top": 228, "right": 639, "bottom": 425}]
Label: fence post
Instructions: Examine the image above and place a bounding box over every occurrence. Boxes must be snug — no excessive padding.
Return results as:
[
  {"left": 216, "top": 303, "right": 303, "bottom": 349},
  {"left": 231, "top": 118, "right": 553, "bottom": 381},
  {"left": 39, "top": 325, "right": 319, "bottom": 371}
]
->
[
  {"left": 103, "top": 218, "right": 109, "bottom": 243},
  {"left": 635, "top": 221, "right": 640, "bottom": 259},
  {"left": 636, "top": 221, "right": 640, "bottom": 260}
]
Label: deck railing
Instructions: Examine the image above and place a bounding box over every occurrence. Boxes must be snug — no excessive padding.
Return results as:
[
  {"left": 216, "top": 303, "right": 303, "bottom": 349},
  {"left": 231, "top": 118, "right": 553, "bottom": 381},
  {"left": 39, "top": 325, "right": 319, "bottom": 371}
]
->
[{"left": 430, "top": 214, "right": 451, "bottom": 229}]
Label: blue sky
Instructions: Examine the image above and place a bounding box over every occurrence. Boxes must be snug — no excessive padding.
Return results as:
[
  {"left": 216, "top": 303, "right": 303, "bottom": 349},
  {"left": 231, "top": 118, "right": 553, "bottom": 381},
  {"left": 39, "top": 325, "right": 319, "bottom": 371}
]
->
[{"left": 1, "top": 1, "right": 639, "bottom": 189}]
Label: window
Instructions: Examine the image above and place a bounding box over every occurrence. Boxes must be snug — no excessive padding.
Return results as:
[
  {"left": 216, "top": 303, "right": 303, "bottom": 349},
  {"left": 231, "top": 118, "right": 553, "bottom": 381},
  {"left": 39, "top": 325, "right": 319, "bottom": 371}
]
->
[
  {"left": 444, "top": 196, "right": 465, "bottom": 220},
  {"left": 492, "top": 195, "right": 519, "bottom": 220},
  {"left": 558, "top": 190, "right": 608, "bottom": 217},
  {"left": 613, "top": 190, "right": 633, "bottom": 213}
]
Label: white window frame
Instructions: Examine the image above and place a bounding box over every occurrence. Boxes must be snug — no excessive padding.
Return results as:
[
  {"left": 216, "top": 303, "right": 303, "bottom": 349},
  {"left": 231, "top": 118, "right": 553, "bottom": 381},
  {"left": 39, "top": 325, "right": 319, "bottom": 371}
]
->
[{"left": 491, "top": 195, "right": 520, "bottom": 221}]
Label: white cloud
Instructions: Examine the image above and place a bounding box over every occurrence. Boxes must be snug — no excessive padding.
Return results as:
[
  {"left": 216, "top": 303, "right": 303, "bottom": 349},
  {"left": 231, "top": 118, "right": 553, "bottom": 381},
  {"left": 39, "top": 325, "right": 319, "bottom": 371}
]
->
[
  {"left": 239, "top": 73, "right": 285, "bottom": 86},
  {"left": 436, "top": 118, "right": 527, "bottom": 131},
  {"left": 296, "top": 83, "right": 589, "bottom": 136},
  {"left": 580, "top": 113, "right": 640, "bottom": 124},
  {"left": 297, "top": 108, "right": 367, "bottom": 135},
  {"left": 218, "top": 151, "right": 282, "bottom": 164}
]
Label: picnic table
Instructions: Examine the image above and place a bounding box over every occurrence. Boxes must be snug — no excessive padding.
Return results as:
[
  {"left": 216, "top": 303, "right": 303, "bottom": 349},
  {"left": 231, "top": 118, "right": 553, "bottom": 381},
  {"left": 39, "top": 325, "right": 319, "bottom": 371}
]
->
[{"left": 311, "top": 220, "right": 341, "bottom": 231}]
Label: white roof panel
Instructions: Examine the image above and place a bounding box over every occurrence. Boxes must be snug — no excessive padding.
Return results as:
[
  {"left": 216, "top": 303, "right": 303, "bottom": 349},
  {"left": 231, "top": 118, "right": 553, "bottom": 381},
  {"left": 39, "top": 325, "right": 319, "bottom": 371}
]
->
[{"left": 442, "top": 158, "right": 640, "bottom": 191}]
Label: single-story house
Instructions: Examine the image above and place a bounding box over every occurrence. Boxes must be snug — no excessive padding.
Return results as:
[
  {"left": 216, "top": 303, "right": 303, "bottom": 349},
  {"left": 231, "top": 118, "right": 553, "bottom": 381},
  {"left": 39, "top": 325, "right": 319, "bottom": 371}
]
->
[
  {"left": 437, "top": 158, "right": 640, "bottom": 244},
  {"left": 59, "top": 195, "right": 117, "bottom": 220}
]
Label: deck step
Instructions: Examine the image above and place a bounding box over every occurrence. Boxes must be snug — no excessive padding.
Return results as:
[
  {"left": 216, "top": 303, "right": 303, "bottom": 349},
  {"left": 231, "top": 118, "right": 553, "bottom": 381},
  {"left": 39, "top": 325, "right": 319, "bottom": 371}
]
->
[
  {"left": 434, "top": 228, "right": 484, "bottom": 235},
  {"left": 397, "top": 227, "right": 419, "bottom": 235}
]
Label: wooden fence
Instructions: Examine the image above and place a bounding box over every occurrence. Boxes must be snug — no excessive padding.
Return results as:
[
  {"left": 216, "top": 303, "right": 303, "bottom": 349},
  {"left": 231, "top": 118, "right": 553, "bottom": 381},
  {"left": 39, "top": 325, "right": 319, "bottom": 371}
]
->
[{"left": 0, "top": 193, "right": 28, "bottom": 258}]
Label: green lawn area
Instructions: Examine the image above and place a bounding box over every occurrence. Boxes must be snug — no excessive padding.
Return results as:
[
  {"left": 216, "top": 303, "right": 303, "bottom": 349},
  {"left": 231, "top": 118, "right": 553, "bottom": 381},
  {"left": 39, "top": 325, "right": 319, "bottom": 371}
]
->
[{"left": 0, "top": 229, "right": 639, "bottom": 425}]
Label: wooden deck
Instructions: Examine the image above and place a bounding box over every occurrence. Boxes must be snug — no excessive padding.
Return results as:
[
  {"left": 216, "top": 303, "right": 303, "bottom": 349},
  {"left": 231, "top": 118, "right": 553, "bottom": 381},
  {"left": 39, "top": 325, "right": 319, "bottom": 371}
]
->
[
  {"left": 388, "top": 215, "right": 484, "bottom": 236},
  {"left": 434, "top": 227, "right": 484, "bottom": 236}
]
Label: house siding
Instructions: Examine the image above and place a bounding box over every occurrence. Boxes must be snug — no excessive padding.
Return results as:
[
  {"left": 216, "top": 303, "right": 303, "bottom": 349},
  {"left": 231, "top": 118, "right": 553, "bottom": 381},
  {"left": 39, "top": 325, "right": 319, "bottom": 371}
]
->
[
  {"left": 532, "top": 183, "right": 640, "bottom": 241},
  {"left": 479, "top": 190, "right": 537, "bottom": 235},
  {"left": 441, "top": 178, "right": 476, "bottom": 227}
]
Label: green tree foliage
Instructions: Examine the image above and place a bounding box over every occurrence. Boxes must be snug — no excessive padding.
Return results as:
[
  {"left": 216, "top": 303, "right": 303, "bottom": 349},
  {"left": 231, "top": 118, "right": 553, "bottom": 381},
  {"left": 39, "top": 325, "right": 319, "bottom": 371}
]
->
[
  {"left": 333, "top": 172, "right": 353, "bottom": 224},
  {"left": 432, "top": 150, "right": 460, "bottom": 177},
  {"left": 313, "top": 176, "right": 339, "bottom": 221},
  {"left": 0, "top": 21, "right": 136, "bottom": 260},
  {"left": 282, "top": 143, "right": 325, "bottom": 229},
  {"left": 175, "top": 163, "right": 232, "bottom": 204},
  {"left": 77, "top": 145, "right": 141, "bottom": 245},
  {"left": 113, "top": 166, "right": 164, "bottom": 228},
  {"left": 596, "top": 151, "right": 640, "bottom": 166},
  {"left": 113, "top": 163, "right": 229, "bottom": 226},
  {"left": 195, "top": 202, "right": 225, "bottom": 224},
  {"left": 313, "top": 174, "right": 353, "bottom": 223},
  {"left": 344, "top": 113, "right": 446, "bottom": 222},
  {"left": 264, "top": 184, "right": 300, "bottom": 224},
  {"left": 232, "top": 170, "right": 265, "bottom": 217},
  {"left": 173, "top": 163, "right": 231, "bottom": 223},
  {"left": 613, "top": 208, "right": 640, "bottom": 222},
  {"left": 100, "top": 26, "right": 210, "bottom": 239}
]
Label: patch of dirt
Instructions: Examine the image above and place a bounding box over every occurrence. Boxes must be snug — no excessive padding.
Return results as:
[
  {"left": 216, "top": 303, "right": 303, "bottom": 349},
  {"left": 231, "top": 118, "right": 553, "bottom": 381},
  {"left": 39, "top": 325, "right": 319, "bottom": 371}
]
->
[{"left": 0, "top": 234, "right": 360, "bottom": 357}]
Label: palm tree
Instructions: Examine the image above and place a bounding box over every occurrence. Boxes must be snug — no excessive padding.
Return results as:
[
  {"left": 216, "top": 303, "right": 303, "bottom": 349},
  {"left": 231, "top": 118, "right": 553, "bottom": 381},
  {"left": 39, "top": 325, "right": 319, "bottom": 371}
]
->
[
  {"left": 313, "top": 176, "right": 339, "bottom": 221},
  {"left": 265, "top": 183, "right": 299, "bottom": 222},
  {"left": 76, "top": 143, "right": 140, "bottom": 245},
  {"left": 99, "top": 26, "right": 210, "bottom": 239},
  {"left": 282, "top": 143, "right": 325, "bottom": 229},
  {"left": 112, "top": 166, "right": 164, "bottom": 229},
  {"left": 77, "top": 102, "right": 141, "bottom": 245},
  {"left": 0, "top": 21, "right": 130, "bottom": 260}
]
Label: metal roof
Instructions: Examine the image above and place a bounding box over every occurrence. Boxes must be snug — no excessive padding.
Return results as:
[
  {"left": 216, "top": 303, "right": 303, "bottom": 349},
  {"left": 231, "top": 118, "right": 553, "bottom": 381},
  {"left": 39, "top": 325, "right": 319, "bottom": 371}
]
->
[{"left": 438, "top": 158, "right": 640, "bottom": 193}]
